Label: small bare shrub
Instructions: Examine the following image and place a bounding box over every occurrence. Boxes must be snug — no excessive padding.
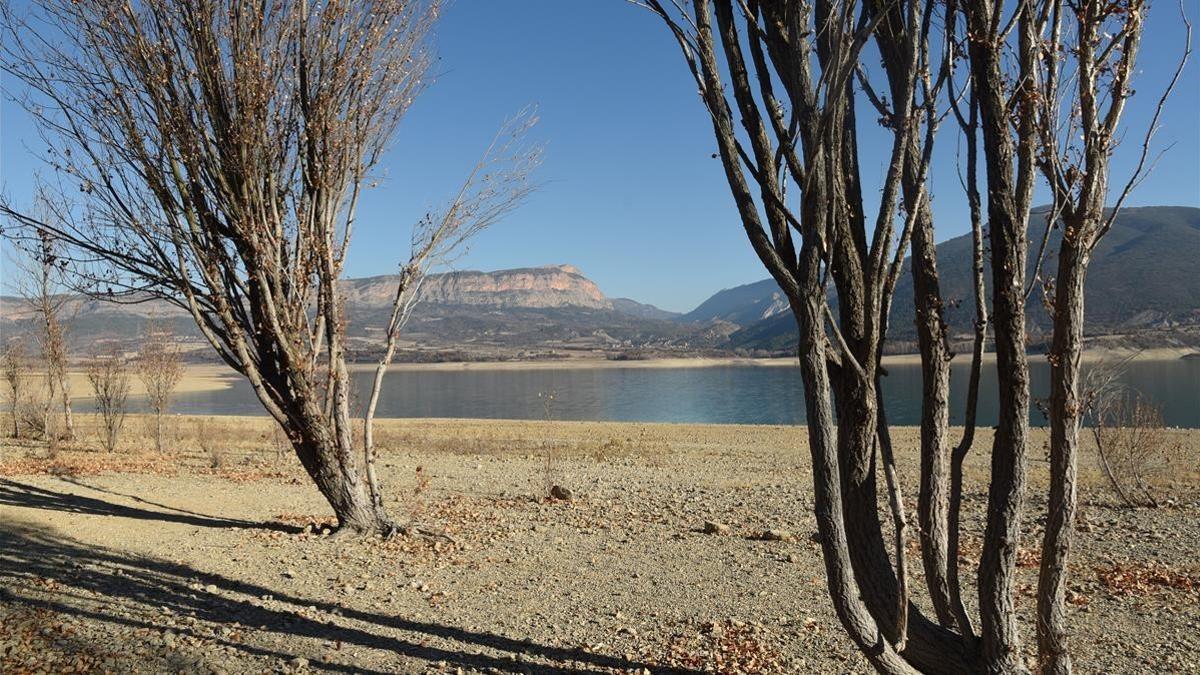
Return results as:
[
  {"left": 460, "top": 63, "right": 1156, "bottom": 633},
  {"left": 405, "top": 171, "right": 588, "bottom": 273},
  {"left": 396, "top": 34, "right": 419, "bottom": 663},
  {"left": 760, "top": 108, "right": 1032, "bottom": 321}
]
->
[
  {"left": 1092, "top": 393, "right": 1182, "bottom": 508},
  {"left": 408, "top": 465, "right": 431, "bottom": 520},
  {"left": 538, "top": 390, "right": 558, "bottom": 498},
  {"left": 2, "top": 341, "right": 28, "bottom": 438},
  {"left": 270, "top": 425, "right": 290, "bottom": 464},
  {"left": 86, "top": 354, "right": 131, "bottom": 453},
  {"left": 136, "top": 322, "right": 183, "bottom": 453},
  {"left": 194, "top": 418, "right": 223, "bottom": 470}
]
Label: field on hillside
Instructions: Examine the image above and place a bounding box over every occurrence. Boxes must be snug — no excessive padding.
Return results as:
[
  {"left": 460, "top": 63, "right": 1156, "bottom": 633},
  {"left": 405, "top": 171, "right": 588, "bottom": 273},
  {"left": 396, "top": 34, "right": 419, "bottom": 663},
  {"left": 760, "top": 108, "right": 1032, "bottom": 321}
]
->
[{"left": 2, "top": 416, "right": 1199, "bottom": 673}]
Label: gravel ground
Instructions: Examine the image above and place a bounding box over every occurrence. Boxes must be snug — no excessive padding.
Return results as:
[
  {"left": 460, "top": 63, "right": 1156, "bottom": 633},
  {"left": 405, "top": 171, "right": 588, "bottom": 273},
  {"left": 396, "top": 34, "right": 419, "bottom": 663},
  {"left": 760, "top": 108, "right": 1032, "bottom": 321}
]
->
[{"left": 1, "top": 417, "right": 1198, "bottom": 674}]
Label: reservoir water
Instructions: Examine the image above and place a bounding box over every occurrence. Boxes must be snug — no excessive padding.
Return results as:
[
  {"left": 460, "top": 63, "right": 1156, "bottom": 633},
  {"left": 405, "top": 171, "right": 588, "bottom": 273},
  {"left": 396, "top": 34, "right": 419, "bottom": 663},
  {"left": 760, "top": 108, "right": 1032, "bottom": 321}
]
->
[{"left": 159, "top": 358, "right": 1200, "bottom": 428}]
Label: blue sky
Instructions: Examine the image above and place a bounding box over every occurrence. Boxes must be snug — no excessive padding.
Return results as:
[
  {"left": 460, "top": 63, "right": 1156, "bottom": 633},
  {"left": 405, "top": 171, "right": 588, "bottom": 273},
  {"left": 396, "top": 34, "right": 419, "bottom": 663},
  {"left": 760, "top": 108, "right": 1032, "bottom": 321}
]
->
[{"left": 2, "top": 1, "right": 1197, "bottom": 312}]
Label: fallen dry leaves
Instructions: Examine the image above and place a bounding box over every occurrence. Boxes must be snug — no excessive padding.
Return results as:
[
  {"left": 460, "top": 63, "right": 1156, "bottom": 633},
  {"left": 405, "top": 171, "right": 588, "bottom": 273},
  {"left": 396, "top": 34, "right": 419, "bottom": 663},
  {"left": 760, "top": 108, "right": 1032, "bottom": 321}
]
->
[
  {"left": 1096, "top": 561, "right": 1200, "bottom": 596},
  {"left": 648, "top": 620, "right": 787, "bottom": 674},
  {"left": 0, "top": 451, "right": 177, "bottom": 478},
  {"left": 0, "top": 605, "right": 114, "bottom": 675}
]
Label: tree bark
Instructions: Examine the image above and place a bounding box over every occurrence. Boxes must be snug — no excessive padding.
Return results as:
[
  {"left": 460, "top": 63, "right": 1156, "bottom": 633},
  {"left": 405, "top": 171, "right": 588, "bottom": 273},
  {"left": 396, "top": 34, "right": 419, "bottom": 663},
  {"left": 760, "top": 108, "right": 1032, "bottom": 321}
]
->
[
  {"left": 1036, "top": 216, "right": 1087, "bottom": 675},
  {"left": 966, "top": 4, "right": 1034, "bottom": 669},
  {"left": 290, "top": 405, "right": 393, "bottom": 535}
]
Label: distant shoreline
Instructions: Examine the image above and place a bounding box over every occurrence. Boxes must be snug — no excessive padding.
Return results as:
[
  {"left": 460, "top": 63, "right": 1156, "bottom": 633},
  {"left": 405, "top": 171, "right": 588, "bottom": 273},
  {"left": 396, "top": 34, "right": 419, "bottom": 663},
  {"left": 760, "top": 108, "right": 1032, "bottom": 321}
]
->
[
  {"left": 110, "top": 346, "right": 1197, "bottom": 395},
  {"left": 27, "top": 347, "right": 1192, "bottom": 406}
]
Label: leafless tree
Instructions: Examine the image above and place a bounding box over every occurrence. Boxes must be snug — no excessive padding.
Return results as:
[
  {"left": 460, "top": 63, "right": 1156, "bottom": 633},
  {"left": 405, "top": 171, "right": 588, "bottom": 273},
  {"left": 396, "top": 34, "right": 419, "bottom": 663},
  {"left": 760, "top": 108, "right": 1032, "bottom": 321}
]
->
[
  {"left": 0, "top": 0, "right": 535, "bottom": 535},
  {"left": 360, "top": 110, "right": 541, "bottom": 509},
  {"left": 87, "top": 353, "right": 131, "bottom": 453},
  {"left": 642, "top": 1, "right": 1176, "bottom": 673},
  {"left": 9, "top": 226, "right": 75, "bottom": 442},
  {"left": 1028, "top": 2, "right": 1189, "bottom": 670},
  {"left": 641, "top": 2, "right": 956, "bottom": 671},
  {"left": 2, "top": 340, "right": 28, "bottom": 438},
  {"left": 136, "top": 321, "right": 185, "bottom": 453}
]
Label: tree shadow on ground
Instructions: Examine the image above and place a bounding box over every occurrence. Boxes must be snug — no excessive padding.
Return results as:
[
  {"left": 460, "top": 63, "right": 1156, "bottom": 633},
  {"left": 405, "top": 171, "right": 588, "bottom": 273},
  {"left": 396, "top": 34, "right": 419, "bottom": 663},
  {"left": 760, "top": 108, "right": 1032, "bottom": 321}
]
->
[
  {"left": 0, "top": 478, "right": 296, "bottom": 532},
  {"left": 0, "top": 520, "right": 700, "bottom": 674}
]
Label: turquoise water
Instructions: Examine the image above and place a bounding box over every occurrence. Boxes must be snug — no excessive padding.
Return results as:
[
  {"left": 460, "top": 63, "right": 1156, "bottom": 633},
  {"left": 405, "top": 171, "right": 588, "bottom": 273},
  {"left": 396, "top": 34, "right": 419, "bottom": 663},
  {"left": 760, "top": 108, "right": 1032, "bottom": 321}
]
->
[{"left": 159, "top": 358, "right": 1200, "bottom": 428}]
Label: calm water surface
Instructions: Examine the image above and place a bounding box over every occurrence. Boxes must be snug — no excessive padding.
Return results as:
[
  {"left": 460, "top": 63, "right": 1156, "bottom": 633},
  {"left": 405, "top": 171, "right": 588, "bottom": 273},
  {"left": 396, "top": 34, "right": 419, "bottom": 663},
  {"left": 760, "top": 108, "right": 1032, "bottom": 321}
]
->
[{"left": 161, "top": 359, "right": 1200, "bottom": 428}]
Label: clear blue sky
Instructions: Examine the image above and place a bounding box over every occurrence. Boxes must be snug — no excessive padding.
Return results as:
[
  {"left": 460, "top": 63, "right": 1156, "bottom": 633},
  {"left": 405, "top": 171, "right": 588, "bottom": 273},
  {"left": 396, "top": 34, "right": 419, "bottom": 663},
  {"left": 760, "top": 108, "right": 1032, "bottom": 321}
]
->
[{"left": 2, "top": 1, "right": 1197, "bottom": 312}]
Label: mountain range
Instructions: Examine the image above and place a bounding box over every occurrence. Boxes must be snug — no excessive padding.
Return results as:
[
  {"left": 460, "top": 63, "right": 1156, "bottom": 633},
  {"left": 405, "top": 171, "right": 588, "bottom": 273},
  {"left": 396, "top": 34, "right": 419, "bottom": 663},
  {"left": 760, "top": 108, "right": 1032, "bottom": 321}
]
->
[
  {"left": 1, "top": 206, "right": 1196, "bottom": 361},
  {"left": 721, "top": 205, "right": 1200, "bottom": 352}
]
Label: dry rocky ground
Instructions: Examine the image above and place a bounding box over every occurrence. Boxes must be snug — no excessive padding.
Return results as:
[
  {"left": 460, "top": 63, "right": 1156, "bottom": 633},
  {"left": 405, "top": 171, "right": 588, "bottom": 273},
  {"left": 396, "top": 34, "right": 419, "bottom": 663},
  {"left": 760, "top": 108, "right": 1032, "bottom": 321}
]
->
[{"left": 1, "top": 416, "right": 1198, "bottom": 674}]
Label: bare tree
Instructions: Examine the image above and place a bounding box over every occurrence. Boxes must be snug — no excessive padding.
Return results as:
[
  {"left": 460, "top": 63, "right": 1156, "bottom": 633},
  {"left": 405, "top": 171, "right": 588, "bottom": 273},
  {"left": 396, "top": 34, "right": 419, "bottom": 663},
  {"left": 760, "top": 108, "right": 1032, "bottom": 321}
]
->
[
  {"left": 2, "top": 341, "right": 28, "bottom": 438},
  {"left": 10, "top": 227, "right": 74, "bottom": 442},
  {"left": 1029, "top": 3, "right": 1189, "bottom": 671},
  {"left": 360, "top": 111, "right": 541, "bottom": 510},
  {"left": 87, "top": 353, "right": 131, "bottom": 453},
  {"left": 642, "top": 1, "right": 1175, "bottom": 673},
  {"left": 136, "top": 321, "right": 184, "bottom": 453},
  {"left": 641, "top": 2, "right": 957, "bottom": 672},
  {"left": 0, "top": 0, "right": 535, "bottom": 534}
]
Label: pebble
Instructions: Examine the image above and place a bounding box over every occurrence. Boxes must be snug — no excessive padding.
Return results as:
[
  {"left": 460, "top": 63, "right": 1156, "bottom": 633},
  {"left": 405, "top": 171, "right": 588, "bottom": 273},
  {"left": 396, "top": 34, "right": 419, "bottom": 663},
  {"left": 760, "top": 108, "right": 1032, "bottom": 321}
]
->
[{"left": 703, "top": 521, "right": 730, "bottom": 535}]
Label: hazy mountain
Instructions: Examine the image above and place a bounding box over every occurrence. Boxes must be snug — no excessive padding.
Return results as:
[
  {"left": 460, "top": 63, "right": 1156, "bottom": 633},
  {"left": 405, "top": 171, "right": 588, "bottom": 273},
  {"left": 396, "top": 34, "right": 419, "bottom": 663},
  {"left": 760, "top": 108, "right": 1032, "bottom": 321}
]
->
[
  {"left": 679, "top": 277, "right": 789, "bottom": 325},
  {"left": 714, "top": 206, "right": 1200, "bottom": 351},
  {"left": 609, "top": 298, "right": 681, "bottom": 321},
  {"left": 0, "top": 264, "right": 715, "bottom": 360}
]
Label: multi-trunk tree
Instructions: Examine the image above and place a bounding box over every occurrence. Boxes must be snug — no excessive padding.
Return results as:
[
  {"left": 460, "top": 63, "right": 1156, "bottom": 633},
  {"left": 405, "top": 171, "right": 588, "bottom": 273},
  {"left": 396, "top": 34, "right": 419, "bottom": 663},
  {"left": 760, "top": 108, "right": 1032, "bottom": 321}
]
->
[
  {"left": 642, "top": 1, "right": 1174, "bottom": 672},
  {"left": 0, "top": 0, "right": 537, "bottom": 535}
]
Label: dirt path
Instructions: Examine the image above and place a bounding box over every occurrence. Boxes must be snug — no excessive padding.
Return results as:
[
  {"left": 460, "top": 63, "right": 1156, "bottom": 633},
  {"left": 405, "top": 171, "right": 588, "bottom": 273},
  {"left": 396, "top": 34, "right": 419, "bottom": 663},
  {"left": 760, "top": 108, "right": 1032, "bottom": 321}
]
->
[{"left": 2, "top": 418, "right": 1198, "bottom": 673}]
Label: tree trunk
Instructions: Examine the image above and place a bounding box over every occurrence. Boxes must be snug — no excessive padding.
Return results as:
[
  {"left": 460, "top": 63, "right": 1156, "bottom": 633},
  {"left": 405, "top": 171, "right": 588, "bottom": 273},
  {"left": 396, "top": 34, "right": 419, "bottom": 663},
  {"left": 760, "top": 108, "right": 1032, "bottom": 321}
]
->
[
  {"left": 908, "top": 180, "right": 957, "bottom": 634},
  {"left": 967, "top": 7, "right": 1034, "bottom": 669},
  {"left": 59, "top": 381, "right": 73, "bottom": 442},
  {"left": 1037, "top": 221, "right": 1087, "bottom": 675},
  {"left": 790, "top": 248, "right": 917, "bottom": 675},
  {"left": 291, "top": 413, "right": 393, "bottom": 535}
]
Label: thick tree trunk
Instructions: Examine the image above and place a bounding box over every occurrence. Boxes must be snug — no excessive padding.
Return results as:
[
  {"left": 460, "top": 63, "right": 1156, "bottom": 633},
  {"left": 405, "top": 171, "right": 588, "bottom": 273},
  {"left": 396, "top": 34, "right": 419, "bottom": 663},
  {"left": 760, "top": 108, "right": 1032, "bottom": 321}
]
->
[
  {"left": 291, "top": 414, "right": 393, "bottom": 535},
  {"left": 790, "top": 244, "right": 916, "bottom": 675},
  {"left": 1037, "top": 224, "right": 1087, "bottom": 675}
]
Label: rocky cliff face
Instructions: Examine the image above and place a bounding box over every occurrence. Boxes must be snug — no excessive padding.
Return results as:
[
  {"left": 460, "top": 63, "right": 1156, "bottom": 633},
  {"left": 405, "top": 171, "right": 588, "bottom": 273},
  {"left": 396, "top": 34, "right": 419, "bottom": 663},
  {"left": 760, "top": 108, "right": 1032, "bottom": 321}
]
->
[{"left": 343, "top": 264, "right": 612, "bottom": 309}]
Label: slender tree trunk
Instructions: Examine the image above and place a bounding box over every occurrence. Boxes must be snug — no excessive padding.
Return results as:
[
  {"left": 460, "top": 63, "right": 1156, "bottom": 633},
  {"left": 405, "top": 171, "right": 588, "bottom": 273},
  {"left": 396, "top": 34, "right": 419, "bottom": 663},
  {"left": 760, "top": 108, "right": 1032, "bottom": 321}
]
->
[
  {"left": 977, "top": 205, "right": 1031, "bottom": 674},
  {"left": 967, "top": 6, "right": 1034, "bottom": 668},
  {"left": 1037, "top": 218, "right": 1087, "bottom": 675},
  {"left": 908, "top": 179, "right": 956, "bottom": 633},
  {"left": 58, "top": 376, "right": 73, "bottom": 441}
]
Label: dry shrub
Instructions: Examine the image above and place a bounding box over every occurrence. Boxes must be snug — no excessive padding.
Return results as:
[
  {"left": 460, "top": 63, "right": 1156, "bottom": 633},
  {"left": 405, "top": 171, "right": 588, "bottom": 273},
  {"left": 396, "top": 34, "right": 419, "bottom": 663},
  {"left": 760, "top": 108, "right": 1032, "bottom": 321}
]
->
[
  {"left": 1092, "top": 394, "right": 1183, "bottom": 508},
  {"left": 86, "top": 355, "right": 131, "bottom": 453},
  {"left": 538, "top": 390, "right": 558, "bottom": 498},
  {"left": 408, "top": 465, "right": 431, "bottom": 519},
  {"left": 193, "top": 418, "right": 223, "bottom": 470}
]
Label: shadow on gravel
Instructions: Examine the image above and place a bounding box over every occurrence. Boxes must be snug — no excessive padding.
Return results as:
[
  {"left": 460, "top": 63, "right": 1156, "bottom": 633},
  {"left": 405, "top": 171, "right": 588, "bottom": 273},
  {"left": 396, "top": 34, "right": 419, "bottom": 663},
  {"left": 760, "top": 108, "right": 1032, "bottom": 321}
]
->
[
  {"left": 0, "top": 478, "right": 296, "bottom": 532},
  {"left": 0, "top": 523, "right": 702, "bottom": 674}
]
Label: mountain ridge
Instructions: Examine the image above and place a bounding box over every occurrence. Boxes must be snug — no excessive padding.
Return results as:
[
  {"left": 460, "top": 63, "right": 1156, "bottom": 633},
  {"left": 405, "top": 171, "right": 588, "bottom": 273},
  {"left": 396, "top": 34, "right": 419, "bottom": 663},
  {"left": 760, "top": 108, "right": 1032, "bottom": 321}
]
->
[{"left": 716, "top": 205, "right": 1200, "bottom": 351}]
